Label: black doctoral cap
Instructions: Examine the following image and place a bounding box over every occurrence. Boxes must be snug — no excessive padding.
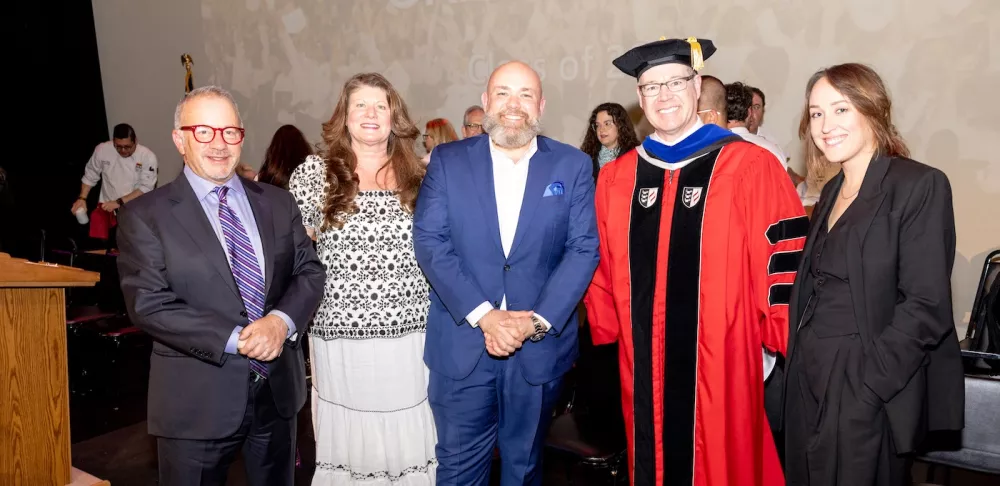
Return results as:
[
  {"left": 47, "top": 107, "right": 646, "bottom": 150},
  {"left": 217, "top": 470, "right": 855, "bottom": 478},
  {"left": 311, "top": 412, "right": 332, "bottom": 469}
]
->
[{"left": 613, "top": 37, "right": 717, "bottom": 78}]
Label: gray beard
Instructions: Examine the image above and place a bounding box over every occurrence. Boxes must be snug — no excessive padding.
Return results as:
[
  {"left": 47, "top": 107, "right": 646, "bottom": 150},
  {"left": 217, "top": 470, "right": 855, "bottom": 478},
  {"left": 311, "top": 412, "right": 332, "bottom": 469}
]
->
[{"left": 482, "top": 112, "right": 542, "bottom": 149}]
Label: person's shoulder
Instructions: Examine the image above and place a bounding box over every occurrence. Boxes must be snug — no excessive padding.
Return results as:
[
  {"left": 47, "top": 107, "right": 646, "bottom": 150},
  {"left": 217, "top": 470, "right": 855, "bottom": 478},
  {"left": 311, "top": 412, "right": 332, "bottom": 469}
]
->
[
  {"left": 435, "top": 136, "right": 481, "bottom": 158},
  {"left": 538, "top": 135, "right": 585, "bottom": 156},
  {"left": 244, "top": 177, "right": 295, "bottom": 205},
  {"left": 538, "top": 136, "right": 590, "bottom": 167},
  {"left": 884, "top": 156, "right": 949, "bottom": 191},
  {"left": 123, "top": 179, "right": 173, "bottom": 215},
  {"left": 135, "top": 144, "right": 156, "bottom": 158},
  {"left": 93, "top": 140, "right": 113, "bottom": 153},
  {"left": 599, "top": 147, "right": 639, "bottom": 185},
  {"left": 293, "top": 154, "right": 327, "bottom": 179}
]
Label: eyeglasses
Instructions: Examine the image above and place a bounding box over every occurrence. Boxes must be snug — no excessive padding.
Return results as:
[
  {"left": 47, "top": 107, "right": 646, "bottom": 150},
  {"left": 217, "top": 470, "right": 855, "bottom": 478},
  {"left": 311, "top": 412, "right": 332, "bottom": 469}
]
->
[
  {"left": 114, "top": 143, "right": 135, "bottom": 151},
  {"left": 638, "top": 74, "right": 696, "bottom": 97},
  {"left": 592, "top": 120, "right": 615, "bottom": 131},
  {"left": 179, "top": 125, "right": 245, "bottom": 145},
  {"left": 696, "top": 109, "right": 719, "bottom": 115},
  {"left": 464, "top": 123, "right": 482, "bottom": 131}
]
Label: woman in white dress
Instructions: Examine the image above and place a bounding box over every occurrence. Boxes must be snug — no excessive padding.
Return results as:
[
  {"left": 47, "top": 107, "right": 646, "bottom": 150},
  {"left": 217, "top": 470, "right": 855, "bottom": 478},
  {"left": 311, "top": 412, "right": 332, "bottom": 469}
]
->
[{"left": 288, "top": 72, "right": 436, "bottom": 485}]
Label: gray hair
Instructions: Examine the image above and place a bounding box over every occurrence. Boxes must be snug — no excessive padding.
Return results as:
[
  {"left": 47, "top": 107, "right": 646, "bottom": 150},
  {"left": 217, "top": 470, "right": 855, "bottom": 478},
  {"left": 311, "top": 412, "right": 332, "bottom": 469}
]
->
[
  {"left": 462, "top": 105, "right": 484, "bottom": 125},
  {"left": 173, "top": 85, "right": 243, "bottom": 129}
]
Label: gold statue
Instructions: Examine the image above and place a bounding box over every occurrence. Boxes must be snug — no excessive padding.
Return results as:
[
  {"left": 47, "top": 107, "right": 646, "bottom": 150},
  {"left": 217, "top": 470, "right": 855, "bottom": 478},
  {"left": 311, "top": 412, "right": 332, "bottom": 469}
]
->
[{"left": 181, "top": 54, "right": 194, "bottom": 93}]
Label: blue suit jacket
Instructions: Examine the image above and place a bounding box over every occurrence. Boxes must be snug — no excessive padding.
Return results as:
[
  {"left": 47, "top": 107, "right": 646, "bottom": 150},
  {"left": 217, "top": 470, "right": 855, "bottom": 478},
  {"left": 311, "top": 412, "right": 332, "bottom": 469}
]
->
[{"left": 413, "top": 135, "right": 599, "bottom": 385}]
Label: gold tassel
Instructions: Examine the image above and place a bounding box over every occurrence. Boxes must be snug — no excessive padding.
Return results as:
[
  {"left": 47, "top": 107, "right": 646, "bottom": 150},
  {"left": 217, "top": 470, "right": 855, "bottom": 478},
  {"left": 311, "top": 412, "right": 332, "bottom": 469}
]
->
[{"left": 686, "top": 37, "right": 704, "bottom": 71}]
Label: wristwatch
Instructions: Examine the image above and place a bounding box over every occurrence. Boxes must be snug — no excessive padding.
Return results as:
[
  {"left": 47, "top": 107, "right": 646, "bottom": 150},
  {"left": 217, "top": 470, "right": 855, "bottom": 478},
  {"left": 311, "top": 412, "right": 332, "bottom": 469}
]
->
[
  {"left": 116, "top": 197, "right": 125, "bottom": 206},
  {"left": 529, "top": 315, "right": 547, "bottom": 342}
]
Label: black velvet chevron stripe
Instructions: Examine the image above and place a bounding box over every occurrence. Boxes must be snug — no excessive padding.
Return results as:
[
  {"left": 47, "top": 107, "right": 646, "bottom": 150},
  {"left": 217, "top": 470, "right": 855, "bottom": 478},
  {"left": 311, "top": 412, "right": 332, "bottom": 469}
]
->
[{"left": 765, "top": 216, "right": 809, "bottom": 245}]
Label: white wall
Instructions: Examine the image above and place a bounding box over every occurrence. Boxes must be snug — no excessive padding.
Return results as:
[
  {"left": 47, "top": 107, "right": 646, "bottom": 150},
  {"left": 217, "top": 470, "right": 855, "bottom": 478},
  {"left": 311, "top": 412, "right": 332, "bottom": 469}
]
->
[
  {"left": 92, "top": 0, "right": 999, "bottom": 335},
  {"left": 92, "top": 0, "right": 206, "bottom": 184}
]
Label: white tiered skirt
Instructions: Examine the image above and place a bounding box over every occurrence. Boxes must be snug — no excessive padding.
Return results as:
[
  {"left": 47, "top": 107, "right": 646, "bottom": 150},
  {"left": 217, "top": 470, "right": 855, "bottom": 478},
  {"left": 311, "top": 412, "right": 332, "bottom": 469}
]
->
[{"left": 310, "top": 333, "right": 437, "bottom": 485}]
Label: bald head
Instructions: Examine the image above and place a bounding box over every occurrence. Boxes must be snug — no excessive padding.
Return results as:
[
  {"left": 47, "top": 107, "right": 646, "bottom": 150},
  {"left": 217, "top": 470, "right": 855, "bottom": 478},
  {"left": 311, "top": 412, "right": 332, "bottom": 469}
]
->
[
  {"left": 481, "top": 60, "right": 545, "bottom": 150},
  {"left": 697, "top": 75, "right": 727, "bottom": 128},
  {"left": 486, "top": 61, "right": 543, "bottom": 97}
]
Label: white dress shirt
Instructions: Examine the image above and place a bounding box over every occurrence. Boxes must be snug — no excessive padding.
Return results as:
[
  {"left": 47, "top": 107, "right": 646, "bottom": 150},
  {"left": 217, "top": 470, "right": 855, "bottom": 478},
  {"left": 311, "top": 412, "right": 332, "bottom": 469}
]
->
[
  {"left": 464, "top": 137, "right": 552, "bottom": 331},
  {"left": 81, "top": 141, "right": 158, "bottom": 201},
  {"left": 730, "top": 126, "right": 788, "bottom": 170}
]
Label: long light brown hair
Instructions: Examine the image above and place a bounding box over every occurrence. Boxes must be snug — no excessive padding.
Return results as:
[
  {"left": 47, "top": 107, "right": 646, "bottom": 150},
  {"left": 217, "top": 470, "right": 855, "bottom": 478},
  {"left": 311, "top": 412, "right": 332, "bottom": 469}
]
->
[
  {"left": 319, "top": 73, "right": 424, "bottom": 230},
  {"left": 798, "top": 63, "right": 909, "bottom": 189}
]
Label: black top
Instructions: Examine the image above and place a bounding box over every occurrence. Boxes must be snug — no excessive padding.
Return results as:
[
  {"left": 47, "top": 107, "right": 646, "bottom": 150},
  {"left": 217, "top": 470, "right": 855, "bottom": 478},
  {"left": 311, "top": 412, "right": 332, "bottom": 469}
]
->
[{"left": 799, "top": 205, "right": 859, "bottom": 337}]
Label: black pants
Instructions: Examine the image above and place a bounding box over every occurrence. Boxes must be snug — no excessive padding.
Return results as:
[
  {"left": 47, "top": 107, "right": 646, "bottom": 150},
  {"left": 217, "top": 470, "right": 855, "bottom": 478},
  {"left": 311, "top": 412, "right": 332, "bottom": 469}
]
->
[
  {"left": 156, "top": 375, "right": 297, "bottom": 486},
  {"left": 785, "top": 328, "right": 911, "bottom": 486}
]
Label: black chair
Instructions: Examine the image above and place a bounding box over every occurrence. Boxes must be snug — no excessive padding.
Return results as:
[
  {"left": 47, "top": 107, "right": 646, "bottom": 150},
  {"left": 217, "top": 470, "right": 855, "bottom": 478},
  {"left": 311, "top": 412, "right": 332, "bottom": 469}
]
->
[
  {"left": 917, "top": 375, "right": 1000, "bottom": 482},
  {"left": 544, "top": 322, "right": 628, "bottom": 485},
  {"left": 916, "top": 250, "right": 1000, "bottom": 483},
  {"left": 962, "top": 249, "right": 1000, "bottom": 373}
]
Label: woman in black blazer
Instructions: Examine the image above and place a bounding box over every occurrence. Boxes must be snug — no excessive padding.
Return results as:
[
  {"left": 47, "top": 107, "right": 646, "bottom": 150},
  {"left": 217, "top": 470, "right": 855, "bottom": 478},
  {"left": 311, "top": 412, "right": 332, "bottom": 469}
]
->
[{"left": 783, "top": 63, "right": 964, "bottom": 486}]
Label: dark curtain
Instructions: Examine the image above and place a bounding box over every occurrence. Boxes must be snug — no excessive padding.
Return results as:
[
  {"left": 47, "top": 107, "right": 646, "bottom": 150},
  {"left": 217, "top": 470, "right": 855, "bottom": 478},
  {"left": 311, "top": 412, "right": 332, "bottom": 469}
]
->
[{"left": 4, "top": 0, "right": 110, "bottom": 259}]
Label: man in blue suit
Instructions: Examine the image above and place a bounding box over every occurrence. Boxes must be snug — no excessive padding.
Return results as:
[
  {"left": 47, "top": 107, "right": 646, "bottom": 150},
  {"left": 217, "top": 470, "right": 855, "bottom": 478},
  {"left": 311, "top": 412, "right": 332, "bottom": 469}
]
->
[{"left": 413, "top": 61, "right": 599, "bottom": 485}]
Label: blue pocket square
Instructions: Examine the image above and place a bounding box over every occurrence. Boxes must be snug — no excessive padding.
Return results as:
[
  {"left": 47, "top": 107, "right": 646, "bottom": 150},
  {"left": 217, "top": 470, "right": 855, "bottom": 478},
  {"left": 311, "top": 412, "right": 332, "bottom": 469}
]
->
[{"left": 543, "top": 181, "right": 565, "bottom": 197}]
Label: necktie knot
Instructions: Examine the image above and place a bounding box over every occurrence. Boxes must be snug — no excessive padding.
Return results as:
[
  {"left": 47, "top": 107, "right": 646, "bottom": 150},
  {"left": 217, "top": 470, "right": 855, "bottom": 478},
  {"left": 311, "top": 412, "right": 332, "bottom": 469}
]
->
[{"left": 214, "top": 185, "right": 230, "bottom": 204}]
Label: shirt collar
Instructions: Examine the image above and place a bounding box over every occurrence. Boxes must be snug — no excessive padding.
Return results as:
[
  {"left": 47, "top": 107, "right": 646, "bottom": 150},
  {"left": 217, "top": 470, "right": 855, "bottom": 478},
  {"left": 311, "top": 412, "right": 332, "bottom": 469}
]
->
[
  {"left": 183, "top": 165, "right": 246, "bottom": 202},
  {"left": 651, "top": 117, "right": 705, "bottom": 146},
  {"left": 729, "top": 126, "right": 751, "bottom": 136},
  {"left": 488, "top": 136, "right": 539, "bottom": 165}
]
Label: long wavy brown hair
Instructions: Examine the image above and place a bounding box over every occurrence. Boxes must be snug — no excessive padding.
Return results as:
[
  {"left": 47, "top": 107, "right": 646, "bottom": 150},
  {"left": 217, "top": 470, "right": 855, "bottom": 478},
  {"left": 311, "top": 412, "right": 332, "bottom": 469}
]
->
[
  {"left": 798, "top": 63, "right": 909, "bottom": 190},
  {"left": 580, "top": 102, "right": 640, "bottom": 180},
  {"left": 319, "top": 73, "right": 423, "bottom": 230}
]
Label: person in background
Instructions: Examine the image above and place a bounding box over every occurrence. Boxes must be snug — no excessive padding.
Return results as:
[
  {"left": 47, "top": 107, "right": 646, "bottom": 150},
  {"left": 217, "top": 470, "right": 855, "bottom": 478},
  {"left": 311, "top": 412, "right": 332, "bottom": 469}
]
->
[
  {"left": 747, "top": 86, "right": 768, "bottom": 137},
  {"left": 288, "top": 72, "right": 437, "bottom": 485},
  {"left": 727, "top": 82, "right": 789, "bottom": 171},
  {"left": 580, "top": 102, "right": 640, "bottom": 180},
  {"left": 116, "top": 86, "right": 325, "bottom": 486},
  {"left": 783, "top": 62, "right": 964, "bottom": 486},
  {"left": 257, "top": 125, "right": 313, "bottom": 190},
  {"left": 461, "top": 105, "right": 485, "bottom": 138},
  {"left": 696, "top": 75, "right": 728, "bottom": 129},
  {"left": 421, "top": 118, "right": 459, "bottom": 165},
  {"left": 748, "top": 85, "right": 805, "bottom": 185},
  {"left": 72, "top": 123, "right": 158, "bottom": 242}
]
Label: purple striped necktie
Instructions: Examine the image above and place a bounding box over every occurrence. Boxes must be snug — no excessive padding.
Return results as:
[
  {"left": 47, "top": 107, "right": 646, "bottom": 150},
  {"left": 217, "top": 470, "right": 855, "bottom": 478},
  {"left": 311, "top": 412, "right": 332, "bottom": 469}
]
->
[{"left": 214, "top": 185, "right": 268, "bottom": 379}]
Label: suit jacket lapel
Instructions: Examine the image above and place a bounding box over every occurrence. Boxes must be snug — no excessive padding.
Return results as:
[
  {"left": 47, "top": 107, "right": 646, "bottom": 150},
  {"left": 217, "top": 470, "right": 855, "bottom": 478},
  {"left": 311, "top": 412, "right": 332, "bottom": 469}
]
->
[
  {"left": 846, "top": 155, "right": 891, "bottom": 346},
  {"left": 509, "top": 140, "right": 555, "bottom": 257},
  {"left": 469, "top": 137, "right": 503, "bottom": 255},
  {"left": 788, "top": 172, "right": 840, "bottom": 357},
  {"left": 850, "top": 155, "right": 891, "bottom": 246},
  {"left": 243, "top": 179, "right": 275, "bottom": 300},
  {"left": 167, "top": 175, "right": 241, "bottom": 299}
]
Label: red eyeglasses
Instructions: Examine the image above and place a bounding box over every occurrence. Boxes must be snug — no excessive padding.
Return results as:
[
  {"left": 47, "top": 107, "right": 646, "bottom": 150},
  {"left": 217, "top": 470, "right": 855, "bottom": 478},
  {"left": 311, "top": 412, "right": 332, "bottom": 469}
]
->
[{"left": 179, "top": 125, "right": 245, "bottom": 145}]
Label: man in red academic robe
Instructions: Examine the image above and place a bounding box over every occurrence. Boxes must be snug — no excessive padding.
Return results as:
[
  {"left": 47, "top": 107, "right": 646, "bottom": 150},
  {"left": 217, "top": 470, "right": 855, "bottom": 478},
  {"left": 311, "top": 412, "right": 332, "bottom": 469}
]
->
[{"left": 585, "top": 37, "right": 807, "bottom": 486}]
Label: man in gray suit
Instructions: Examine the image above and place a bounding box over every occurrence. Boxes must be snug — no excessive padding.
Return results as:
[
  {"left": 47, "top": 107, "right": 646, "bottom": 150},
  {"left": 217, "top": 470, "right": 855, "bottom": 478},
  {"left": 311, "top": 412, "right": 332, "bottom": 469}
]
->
[{"left": 117, "top": 86, "right": 325, "bottom": 486}]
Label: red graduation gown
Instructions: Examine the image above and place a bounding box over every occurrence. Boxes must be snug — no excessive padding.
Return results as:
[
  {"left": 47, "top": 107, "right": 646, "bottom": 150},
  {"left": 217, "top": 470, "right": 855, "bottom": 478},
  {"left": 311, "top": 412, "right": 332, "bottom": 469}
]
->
[{"left": 585, "top": 139, "right": 807, "bottom": 486}]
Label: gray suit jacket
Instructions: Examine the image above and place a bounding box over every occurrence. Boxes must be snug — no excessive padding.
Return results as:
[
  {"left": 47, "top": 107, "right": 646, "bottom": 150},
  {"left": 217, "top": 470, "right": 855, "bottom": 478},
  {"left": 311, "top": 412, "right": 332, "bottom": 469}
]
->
[{"left": 117, "top": 173, "right": 325, "bottom": 440}]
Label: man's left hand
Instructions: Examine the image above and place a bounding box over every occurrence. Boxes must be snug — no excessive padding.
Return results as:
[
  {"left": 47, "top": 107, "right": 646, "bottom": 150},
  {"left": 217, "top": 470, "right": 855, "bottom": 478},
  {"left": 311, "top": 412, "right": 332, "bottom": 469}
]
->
[
  {"left": 237, "top": 315, "right": 288, "bottom": 361},
  {"left": 500, "top": 310, "right": 536, "bottom": 342},
  {"left": 99, "top": 201, "right": 120, "bottom": 212}
]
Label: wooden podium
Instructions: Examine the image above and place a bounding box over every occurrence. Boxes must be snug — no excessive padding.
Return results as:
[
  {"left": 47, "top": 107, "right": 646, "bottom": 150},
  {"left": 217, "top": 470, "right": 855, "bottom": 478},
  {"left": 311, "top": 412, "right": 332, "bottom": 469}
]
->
[{"left": 0, "top": 252, "right": 104, "bottom": 485}]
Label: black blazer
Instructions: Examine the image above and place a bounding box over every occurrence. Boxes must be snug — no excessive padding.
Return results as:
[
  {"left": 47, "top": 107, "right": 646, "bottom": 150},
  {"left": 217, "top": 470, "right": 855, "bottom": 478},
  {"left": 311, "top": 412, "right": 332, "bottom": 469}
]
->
[
  {"left": 787, "top": 155, "right": 964, "bottom": 453},
  {"left": 117, "top": 174, "right": 326, "bottom": 440}
]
